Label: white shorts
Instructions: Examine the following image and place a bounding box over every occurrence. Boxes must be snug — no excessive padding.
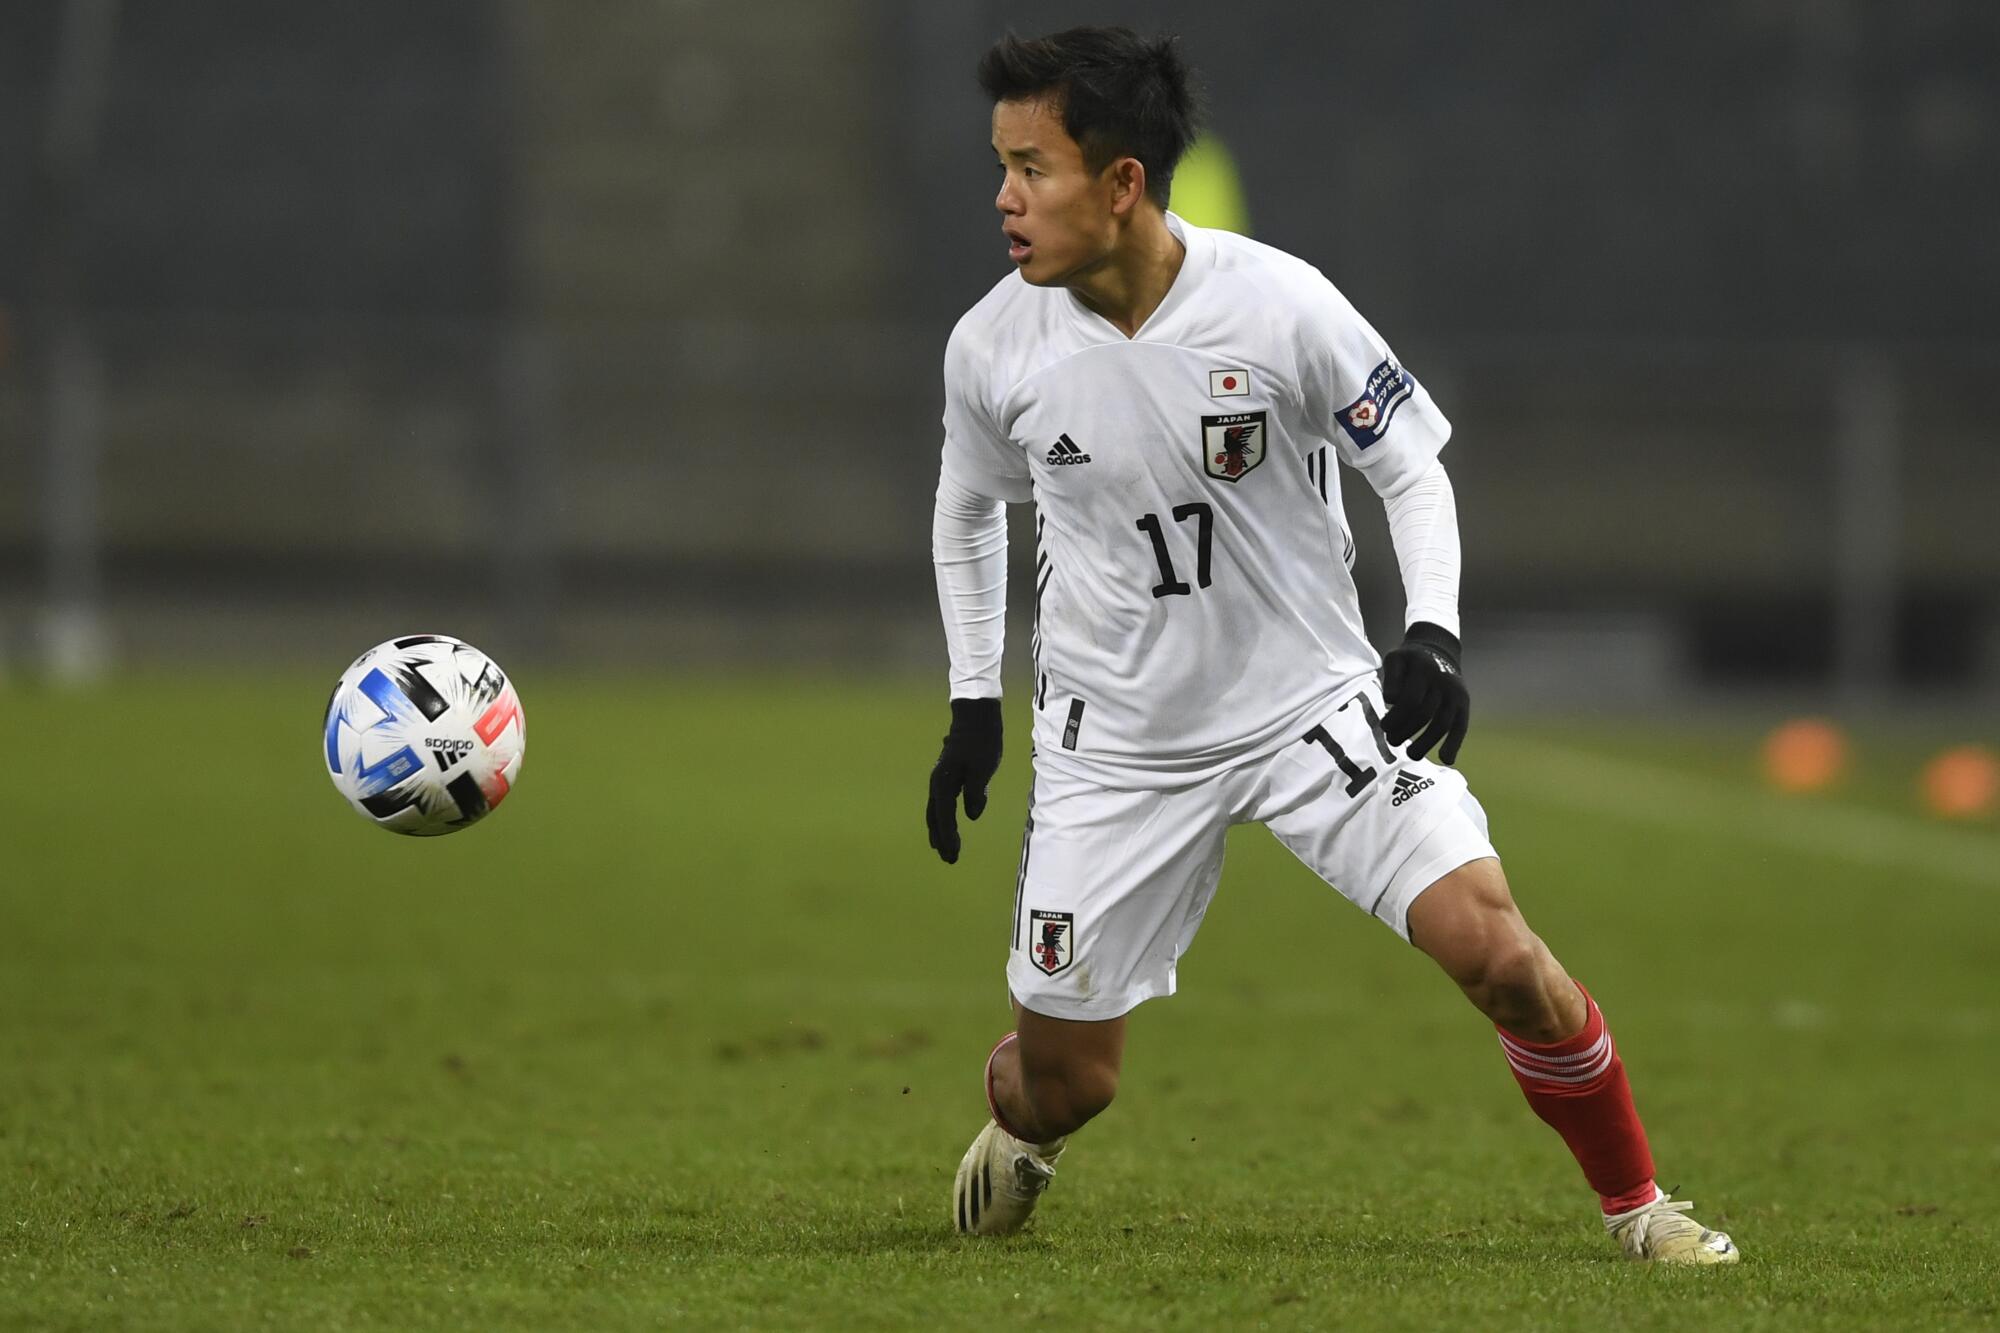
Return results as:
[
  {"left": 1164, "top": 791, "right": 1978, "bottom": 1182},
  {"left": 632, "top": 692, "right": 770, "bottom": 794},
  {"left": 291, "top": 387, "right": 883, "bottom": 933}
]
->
[{"left": 1006, "top": 679, "right": 1497, "bottom": 1021}]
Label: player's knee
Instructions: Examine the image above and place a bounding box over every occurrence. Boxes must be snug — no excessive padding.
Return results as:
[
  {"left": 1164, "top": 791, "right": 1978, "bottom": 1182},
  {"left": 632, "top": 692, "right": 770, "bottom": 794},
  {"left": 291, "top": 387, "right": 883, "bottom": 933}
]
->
[
  {"left": 1473, "top": 936, "right": 1542, "bottom": 1014},
  {"left": 1466, "top": 933, "right": 1572, "bottom": 1039}
]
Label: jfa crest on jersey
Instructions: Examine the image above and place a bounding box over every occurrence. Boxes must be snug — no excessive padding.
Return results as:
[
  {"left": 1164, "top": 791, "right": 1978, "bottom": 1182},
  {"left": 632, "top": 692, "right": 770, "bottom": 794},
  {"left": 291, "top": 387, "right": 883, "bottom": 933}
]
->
[{"left": 1202, "top": 410, "right": 1267, "bottom": 482}]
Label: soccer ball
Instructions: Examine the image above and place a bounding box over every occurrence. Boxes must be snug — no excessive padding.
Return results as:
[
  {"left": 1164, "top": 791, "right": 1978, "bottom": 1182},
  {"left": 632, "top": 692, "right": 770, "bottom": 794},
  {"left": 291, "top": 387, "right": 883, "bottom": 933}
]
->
[{"left": 323, "top": 634, "right": 525, "bottom": 836}]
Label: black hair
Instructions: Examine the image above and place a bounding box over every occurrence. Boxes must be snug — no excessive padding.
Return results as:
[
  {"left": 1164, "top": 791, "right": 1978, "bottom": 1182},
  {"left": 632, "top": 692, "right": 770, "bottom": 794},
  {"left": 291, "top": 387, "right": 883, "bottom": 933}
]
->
[{"left": 978, "top": 26, "right": 1203, "bottom": 208}]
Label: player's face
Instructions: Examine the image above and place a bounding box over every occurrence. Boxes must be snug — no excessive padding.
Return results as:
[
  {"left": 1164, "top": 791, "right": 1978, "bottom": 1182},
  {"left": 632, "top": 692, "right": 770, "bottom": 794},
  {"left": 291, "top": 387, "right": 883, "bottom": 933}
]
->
[{"left": 991, "top": 97, "right": 1120, "bottom": 287}]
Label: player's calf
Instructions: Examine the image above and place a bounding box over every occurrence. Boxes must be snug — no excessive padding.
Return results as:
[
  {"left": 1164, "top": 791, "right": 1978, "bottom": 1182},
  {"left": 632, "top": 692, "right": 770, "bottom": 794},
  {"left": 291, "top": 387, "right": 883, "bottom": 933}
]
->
[{"left": 987, "top": 1008, "right": 1125, "bottom": 1143}]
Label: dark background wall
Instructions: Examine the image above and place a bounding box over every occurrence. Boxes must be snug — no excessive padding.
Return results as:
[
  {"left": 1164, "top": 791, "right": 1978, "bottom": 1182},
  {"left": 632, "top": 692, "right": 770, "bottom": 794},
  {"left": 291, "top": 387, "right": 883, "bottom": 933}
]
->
[
  {"left": 897, "top": 3, "right": 1999, "bottom": 341},
  {"left": 1, "top": 0, "right": 1994, "bottom": 690}
]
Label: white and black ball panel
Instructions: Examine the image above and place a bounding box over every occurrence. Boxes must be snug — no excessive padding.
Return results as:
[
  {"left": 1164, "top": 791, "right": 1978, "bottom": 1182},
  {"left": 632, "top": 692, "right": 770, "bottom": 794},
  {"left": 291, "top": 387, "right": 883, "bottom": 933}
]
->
[{"left": 323, "top": 634, "right": 526, "bottom": 836}]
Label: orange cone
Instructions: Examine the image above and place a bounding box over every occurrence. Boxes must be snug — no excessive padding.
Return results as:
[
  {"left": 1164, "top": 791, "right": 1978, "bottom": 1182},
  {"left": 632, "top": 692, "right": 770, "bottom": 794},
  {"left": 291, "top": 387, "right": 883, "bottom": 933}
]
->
[
  {"left": 1761, "top": 718, "right": 1848, "bottom": 794},
  {"left": 1920, "top": 746, "right": 1999, "bottom": 819}
]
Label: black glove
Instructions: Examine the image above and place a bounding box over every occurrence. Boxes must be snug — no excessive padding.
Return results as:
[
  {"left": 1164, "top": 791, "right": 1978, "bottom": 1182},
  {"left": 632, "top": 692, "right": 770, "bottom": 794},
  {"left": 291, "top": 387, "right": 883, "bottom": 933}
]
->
[
  {"left": 1380, "top": 621, "right": 1469, "bottom": 765},
  {"left": 926, "top": 697, "right": 1003, "bottom": 864}
]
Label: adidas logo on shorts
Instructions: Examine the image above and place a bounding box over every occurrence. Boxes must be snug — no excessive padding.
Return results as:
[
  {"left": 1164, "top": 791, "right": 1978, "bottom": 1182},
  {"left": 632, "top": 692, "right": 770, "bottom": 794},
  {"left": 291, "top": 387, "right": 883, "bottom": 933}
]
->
[
  {"left": 1390, "top": 770, "right": 1435, "bottom": 806},
  {"left": 1046, "top": 433, "right": 1093, "bottom": 466}
]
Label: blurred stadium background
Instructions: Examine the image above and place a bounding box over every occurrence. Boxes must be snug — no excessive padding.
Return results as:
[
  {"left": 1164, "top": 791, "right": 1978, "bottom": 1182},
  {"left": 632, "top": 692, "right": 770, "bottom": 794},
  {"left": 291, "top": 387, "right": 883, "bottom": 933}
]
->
[{"left": 3, "top": 0, "right": 1996, "bottom": 712}]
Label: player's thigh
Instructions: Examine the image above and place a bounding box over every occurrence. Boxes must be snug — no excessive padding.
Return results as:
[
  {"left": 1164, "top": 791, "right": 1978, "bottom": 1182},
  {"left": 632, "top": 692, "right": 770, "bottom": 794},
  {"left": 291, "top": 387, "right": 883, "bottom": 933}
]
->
[
  {"left": 1257, "top": 681, "right": 1497, "bottom": 941},
  {"left": 1007, "top": 764, "right": 1230, "bottom": 1021}
]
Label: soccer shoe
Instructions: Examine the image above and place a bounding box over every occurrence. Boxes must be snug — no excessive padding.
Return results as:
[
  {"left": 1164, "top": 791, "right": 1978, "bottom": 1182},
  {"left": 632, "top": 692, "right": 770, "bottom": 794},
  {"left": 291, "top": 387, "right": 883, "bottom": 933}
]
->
[
  {"left": 1604, "top": 1191, "right": 1741, "bottom": 1264},
  {"left": 951, "top": 1119, "right": 1065, "bottom": 1236}
]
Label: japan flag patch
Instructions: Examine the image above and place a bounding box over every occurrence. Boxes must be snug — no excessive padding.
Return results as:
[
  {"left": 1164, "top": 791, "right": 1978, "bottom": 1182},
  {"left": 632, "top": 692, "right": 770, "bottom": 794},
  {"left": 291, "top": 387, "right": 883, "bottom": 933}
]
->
[{"left": 1209, "top": 368, "right": 1250, "bottom": 397}]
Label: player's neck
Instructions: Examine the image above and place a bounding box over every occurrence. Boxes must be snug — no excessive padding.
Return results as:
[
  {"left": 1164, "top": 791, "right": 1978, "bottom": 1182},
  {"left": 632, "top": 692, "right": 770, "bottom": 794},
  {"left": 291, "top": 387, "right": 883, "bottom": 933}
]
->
[{"left": 1068, "top": 210, "right": 1185, "bottom": 339}]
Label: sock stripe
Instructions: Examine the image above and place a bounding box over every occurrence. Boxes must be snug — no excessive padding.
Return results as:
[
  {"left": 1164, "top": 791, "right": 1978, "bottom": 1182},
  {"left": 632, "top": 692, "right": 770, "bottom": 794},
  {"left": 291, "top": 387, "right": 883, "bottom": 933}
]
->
[
  {"left": 1498, "top": 1033, "right": 1616, "bottom": 1085},
  {"left": 1496, "top": 1028, "right": 1610, "bottom": 1066},
  {"left": 1498, "top": 1028, "right": 1613, "bottom": 1072},
  {"left": 1497, "top": 988, "right": 1615, "bottom": 1087}
]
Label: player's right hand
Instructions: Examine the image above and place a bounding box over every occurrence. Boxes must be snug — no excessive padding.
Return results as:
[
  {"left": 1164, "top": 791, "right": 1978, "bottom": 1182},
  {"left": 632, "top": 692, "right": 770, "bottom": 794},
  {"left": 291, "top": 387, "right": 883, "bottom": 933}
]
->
[
  {"left": 1380, "top": 621, "right": 1470, "bottom": 765},
  {"left": 927, "top": 697, "right": 1004, "bottom": 865}
]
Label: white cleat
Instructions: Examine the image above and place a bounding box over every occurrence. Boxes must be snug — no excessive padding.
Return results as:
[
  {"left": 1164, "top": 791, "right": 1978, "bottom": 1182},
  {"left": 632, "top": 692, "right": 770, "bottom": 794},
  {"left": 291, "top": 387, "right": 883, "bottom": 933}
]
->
[
  {"left": 1605, "top": 1190, "right": 1741, "bottom": 1265},
  {"left": 952, "top": 1119, "right": 1065, "bottom": 1236}
]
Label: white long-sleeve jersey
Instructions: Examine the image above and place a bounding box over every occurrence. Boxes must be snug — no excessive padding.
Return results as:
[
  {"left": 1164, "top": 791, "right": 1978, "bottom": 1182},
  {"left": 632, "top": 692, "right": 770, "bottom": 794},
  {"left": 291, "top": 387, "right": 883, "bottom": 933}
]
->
[{"left": 934, "top": 213, "right": 1460, "bottom": 790}]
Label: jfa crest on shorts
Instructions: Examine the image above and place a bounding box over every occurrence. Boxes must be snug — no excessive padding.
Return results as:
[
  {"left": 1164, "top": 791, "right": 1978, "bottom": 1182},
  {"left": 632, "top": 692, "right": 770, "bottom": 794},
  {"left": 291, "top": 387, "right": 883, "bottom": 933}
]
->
[{"left": 1028, "top": 909, "right": 1074, "bottom": 976}]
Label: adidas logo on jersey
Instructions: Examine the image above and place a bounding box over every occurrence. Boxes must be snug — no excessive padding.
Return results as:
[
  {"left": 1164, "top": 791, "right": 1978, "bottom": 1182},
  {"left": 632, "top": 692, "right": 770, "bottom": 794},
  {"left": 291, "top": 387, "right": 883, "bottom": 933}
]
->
[
  {"left": 1046, "top": 433, "right": 1092, "bottom": 465},
  {"left": 1390, "top": 770, "right": 1435, "bottom": 806}
]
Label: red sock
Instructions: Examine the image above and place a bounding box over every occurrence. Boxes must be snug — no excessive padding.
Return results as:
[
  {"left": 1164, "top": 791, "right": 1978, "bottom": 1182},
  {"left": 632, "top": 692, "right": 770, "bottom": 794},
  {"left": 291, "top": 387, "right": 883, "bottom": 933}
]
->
[{"left": 1497, "top": 982, "right": 1658, "bottom": 1215}]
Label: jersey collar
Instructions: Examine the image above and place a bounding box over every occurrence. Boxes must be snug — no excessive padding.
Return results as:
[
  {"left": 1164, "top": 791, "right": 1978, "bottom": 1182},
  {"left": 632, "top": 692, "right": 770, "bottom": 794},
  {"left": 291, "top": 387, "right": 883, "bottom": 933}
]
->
[{"left": 1063, "top": 211, "right": 1214, "bottom": 344}]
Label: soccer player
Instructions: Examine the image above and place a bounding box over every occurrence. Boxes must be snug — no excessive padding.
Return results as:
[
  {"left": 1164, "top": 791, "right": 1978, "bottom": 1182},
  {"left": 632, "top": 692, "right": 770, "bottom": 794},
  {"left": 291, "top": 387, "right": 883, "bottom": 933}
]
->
[{"left": 925, "top": 27, "right": 1739, "bottom": 1264}]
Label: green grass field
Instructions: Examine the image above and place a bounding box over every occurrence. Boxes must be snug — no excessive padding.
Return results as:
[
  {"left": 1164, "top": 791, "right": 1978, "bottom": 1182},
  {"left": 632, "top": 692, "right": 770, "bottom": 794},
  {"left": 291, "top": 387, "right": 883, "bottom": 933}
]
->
[{"left": 3, "top": 677, "right": 1996, "bottom": 1330}]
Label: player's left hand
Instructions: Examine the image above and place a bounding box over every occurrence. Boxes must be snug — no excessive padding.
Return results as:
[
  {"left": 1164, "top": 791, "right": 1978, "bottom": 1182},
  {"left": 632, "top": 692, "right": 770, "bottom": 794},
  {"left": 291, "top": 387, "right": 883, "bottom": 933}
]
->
[
  {"left": 926, "top": 697, "right": 1004, "bottom": 865},
  {"left": 1380, "top": 621, "right": 1469, "bottom": 765}
]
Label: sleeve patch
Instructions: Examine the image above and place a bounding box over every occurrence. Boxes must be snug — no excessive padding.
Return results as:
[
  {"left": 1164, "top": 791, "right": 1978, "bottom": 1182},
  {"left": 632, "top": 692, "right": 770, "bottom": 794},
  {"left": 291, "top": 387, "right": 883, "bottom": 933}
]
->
[{"left": 1337, "top": 359, "right": 1417, "bottom": 450}]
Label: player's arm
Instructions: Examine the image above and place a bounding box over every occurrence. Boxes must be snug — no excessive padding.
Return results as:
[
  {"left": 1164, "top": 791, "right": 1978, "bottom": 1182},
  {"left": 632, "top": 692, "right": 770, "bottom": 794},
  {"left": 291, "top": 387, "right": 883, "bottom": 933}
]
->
[
  {"left": 926, "top": 321, "right": 1031, "bottom": 864},
  {"left": 1298, "top": 274, "right": 1470, "bottom": 763},
  {"left": 1369, "top": 457, "right": 1470, "bottom": 765},
  {"left": 927, "top": 469, "right": 1009, "bottom": 864}
]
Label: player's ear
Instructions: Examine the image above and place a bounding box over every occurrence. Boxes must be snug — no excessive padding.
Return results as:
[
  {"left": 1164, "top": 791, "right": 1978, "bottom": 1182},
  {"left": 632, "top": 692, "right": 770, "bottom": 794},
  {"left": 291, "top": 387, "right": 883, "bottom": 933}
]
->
[{"left": 1106, "top": 156, "right": 1147, "bottom": 217}]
